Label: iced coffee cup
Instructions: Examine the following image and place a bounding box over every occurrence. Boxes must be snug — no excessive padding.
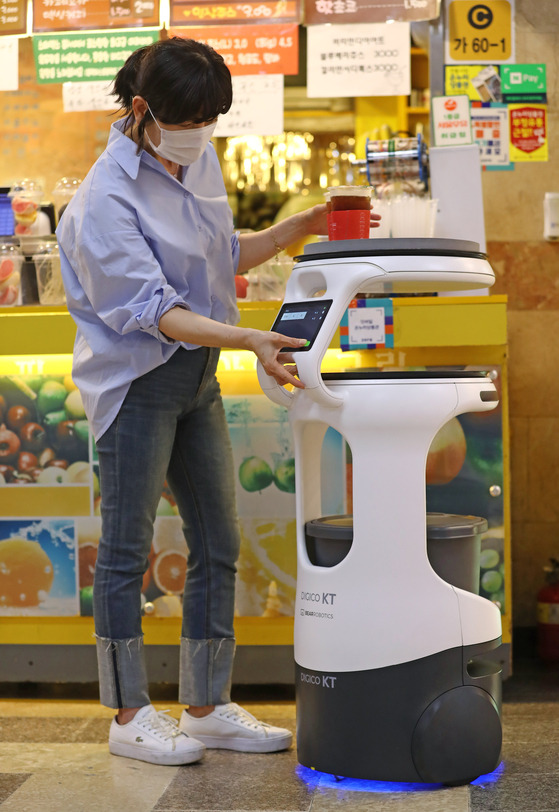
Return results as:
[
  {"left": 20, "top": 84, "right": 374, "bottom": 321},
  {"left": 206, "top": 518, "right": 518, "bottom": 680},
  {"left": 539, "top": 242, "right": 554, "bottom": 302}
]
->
[{"left": 326, "top": 186, "right": 372, "bottom": 240}]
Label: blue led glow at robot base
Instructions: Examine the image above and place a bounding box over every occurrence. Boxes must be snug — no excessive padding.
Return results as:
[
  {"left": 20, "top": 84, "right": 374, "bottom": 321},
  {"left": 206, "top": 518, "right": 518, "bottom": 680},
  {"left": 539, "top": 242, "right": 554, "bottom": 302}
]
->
[{"left": 296, "top": 761, "right": 505, "bottom": 793}]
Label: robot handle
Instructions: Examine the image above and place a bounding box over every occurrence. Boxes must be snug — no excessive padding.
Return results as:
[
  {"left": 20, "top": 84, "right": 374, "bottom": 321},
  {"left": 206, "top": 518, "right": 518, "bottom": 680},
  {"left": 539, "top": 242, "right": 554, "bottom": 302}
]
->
[{"left": 256, "top": 360, "right": 296, "bottom": 408}]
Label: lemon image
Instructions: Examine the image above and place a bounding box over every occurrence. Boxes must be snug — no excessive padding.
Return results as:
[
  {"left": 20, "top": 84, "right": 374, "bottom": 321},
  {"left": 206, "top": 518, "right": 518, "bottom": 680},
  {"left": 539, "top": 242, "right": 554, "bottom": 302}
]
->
[
  {"left": 236, "top": 519, "right": 297, "bottom": 615},
  {"left": 0, "top": 538, "right": 54, "bottom": 607},
  {"left": 239, "top": 456, "right": 273, "bottom": 492}
]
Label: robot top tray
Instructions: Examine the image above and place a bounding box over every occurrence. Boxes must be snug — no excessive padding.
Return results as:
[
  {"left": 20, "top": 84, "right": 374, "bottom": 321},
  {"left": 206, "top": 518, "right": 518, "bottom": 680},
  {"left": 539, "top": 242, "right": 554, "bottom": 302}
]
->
[
  {"left": 321, "top": 370, "right": 490, "bottom": 381},
  {"left": 295, "top": 238, "right": 486, "bottom": 263}
]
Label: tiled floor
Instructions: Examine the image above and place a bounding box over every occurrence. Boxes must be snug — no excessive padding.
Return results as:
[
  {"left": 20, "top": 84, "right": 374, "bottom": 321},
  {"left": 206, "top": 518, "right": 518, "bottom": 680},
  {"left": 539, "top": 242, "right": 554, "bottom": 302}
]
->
[{"left": 0, "top": 658, "right": 558, "bottom": 812}]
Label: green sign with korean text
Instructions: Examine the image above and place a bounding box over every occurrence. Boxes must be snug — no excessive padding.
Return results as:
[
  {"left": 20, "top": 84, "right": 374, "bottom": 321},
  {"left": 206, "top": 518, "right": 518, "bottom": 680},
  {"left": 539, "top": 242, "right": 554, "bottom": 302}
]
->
[{"left": 33, "top": 29, "right": 159, "bottom": 84}]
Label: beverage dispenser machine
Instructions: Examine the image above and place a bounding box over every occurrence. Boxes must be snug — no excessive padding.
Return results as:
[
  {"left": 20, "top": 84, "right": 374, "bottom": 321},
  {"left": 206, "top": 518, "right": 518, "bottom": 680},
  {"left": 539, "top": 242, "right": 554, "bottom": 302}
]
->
[{"left": 257, "top": 237, "right": 503, "bottom": 785}]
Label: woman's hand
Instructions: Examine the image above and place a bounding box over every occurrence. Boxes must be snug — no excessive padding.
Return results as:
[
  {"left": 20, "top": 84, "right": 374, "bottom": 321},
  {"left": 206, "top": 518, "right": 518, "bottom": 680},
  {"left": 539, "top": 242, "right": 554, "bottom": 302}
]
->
[
  {"left": 301, "top": 203, "right": 382, "bottom": 237},
  {"left": 245, "top": 329, "right": 307, "bottom": 389}
]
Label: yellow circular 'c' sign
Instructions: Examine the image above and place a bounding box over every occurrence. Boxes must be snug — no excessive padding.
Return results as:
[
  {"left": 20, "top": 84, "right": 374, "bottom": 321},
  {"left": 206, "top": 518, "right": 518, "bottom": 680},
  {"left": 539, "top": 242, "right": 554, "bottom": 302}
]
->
[{"left": 448, "top": 0, "right": 513, "bottom": 62}]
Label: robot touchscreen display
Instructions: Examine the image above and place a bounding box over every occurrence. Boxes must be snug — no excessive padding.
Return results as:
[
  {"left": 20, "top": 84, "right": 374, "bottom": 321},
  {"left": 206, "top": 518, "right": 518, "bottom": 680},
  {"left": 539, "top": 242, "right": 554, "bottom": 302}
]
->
[{"left": 271, "top": 299, "right": 333, "bottom": 352}]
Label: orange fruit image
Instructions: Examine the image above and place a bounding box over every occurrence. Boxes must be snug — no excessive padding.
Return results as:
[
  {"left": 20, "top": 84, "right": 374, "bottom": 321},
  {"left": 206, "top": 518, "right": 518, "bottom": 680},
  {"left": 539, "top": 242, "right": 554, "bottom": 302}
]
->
[
  {"left": 425, "top": 417, "right": 467, "bottom": 486},
  {"left": 152, "top": 549, "right": 188, "bottom": 595},
  {"left": 78, "top": 542, "right": 98, "bottom": 588},
  {"left": 0, "top": 538, "right": 54, "bottom": 607}
]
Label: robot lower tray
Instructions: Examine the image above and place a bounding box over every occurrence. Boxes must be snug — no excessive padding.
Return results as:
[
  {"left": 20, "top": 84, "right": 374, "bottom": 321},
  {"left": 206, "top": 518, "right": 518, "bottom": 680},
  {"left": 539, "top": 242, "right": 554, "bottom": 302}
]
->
[{"left": 321, "top": 370, "right": 490, "bottom": 381}]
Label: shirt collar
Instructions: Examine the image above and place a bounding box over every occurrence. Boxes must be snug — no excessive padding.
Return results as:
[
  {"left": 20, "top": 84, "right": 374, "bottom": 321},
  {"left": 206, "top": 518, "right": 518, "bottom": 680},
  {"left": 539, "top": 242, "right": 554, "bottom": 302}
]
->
[{"left": 106, "top": 119, "right": 142, "bottom": 180}]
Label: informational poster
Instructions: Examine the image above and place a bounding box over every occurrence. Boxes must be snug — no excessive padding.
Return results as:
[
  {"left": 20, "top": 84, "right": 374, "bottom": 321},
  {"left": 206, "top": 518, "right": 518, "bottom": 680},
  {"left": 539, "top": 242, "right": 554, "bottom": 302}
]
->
[
  {"left": 214, "top": 74, "right": 283, "bottom": 136},
  {"left": 445, "top": 64, "right": 502, "bottom": 101},
  {"left": 445, "top": 0, "right": 515, "bottom": 64},
  {"left": 32, "top": 29, "right": 159, "bottom": 84},
  {"left": 501, "top": 63, "right": 546, "bottom": 103},
  {"left": 470, "top": 104, "right": 511, "bottom": 168},
  {"left": 431, "top": 94, "right": 473, "bottom": 146},
  {"left": 33, "top": 0, "right": 160, "bottom": 32},
  {"left": 340, "top": 299, "right": 394, "bottom": 351},
  {"left": 305, "top": 0, "right": 440, "bottom": 26},
  {"left": 509, "top": 103, "right": 547, "bottom": 162},
  {"left": 170, "top": 23, "right": 298, "bottom": 75},
  {"left": 0, "top": 0, "right": 26, "bottom": 36},
  {"left": 306, "top": 22, "right": 410, "bottom": 99},
  {"left": 170, "top": 0, "right": 299, "bottom": 27},
  {"left": 0, "top": 37, "right": 18, "bottom": 90},
  {"left": 62, "top": 80, "right": 116, "bottom": 111}
]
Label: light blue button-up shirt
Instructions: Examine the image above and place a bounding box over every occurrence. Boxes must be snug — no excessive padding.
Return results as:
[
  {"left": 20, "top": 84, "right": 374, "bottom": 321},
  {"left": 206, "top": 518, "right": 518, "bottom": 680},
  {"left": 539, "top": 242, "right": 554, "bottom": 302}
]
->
[{"left": 56, "top": 118, "right": 240, "bottom": 441}]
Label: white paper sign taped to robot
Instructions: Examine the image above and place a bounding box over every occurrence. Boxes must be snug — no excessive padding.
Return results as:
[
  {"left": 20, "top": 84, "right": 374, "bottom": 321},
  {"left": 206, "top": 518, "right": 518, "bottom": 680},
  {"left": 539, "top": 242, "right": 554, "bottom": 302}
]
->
[{"left": 348, "top": 306, "right": 386, "bottom": 345}]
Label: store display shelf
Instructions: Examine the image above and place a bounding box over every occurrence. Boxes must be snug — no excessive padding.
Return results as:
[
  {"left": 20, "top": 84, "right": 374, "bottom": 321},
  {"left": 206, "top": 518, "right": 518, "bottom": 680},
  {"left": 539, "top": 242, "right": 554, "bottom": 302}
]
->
[{"left": 0, "top": 615, "right": 295, "bottom": 646}]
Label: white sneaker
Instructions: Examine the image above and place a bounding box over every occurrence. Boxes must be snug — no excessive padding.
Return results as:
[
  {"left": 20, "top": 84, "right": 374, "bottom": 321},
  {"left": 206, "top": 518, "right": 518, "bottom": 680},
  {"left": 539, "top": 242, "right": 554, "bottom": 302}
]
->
[
  {"left": 109, "top": 704, "right": 206, "bottom": 766},
  {"left": 179, "top": 702, "right": 292, "bottom": 753}
]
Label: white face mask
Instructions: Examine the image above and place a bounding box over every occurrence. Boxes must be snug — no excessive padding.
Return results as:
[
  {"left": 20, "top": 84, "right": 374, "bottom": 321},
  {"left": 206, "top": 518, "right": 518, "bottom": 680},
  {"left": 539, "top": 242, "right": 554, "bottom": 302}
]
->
[{"left": 144, "top": 103, "right": 217, "bottom": 166}]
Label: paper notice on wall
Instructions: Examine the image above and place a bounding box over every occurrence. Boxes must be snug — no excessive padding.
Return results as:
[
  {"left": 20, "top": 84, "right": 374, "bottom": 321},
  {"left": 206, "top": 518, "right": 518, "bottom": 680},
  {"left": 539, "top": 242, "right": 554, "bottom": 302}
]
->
[
  {"left": 307, "top": 22, "right": 410, "bottom": 99},
  {"left": 214, "top": 75, "right": 284, "bottom": 137},
  {"left": 471, "top": 104, "right": 511, "bottom": 168},
  {"left": 0, "top": 38, "right": 18, "bottom": 92},
  {"left": 62, "top": 81, "right": 116, "bottom": 112}
]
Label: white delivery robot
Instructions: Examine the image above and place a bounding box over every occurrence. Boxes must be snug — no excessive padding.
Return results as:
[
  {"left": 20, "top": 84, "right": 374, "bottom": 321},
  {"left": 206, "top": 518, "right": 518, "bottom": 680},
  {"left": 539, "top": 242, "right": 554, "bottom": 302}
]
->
[{"left": 257, "top": 238, "right": 503, "bottom": 785}]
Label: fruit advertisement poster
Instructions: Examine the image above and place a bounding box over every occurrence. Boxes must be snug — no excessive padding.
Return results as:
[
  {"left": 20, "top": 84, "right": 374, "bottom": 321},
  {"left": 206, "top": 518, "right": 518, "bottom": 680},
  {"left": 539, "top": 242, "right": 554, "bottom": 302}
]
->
[
  {"left": 0, "top": 518, "right": 78, "bottom": 615},
  {"left": 424, "top": 368, "right": 506, "bottom": 612}
]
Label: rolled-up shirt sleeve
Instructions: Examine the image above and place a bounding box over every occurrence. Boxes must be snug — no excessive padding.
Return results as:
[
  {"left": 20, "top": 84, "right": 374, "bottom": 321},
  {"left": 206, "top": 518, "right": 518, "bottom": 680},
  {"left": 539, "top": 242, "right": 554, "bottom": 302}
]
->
[{"left": 76, "top": 229, "right": 190, "bottom": 342}]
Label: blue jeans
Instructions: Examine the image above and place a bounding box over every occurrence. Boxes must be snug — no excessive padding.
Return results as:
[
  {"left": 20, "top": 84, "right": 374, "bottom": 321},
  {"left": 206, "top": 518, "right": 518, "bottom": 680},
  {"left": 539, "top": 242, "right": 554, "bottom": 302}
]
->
[{"left": 93, "top": 347, "right": 240, "bottom": 709}]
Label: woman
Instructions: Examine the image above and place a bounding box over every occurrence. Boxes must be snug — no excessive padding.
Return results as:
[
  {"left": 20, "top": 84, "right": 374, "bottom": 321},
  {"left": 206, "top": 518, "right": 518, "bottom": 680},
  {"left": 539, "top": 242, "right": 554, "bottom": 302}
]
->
[{"left": 57, "top": 36, "right": 379, "bottom": 767}]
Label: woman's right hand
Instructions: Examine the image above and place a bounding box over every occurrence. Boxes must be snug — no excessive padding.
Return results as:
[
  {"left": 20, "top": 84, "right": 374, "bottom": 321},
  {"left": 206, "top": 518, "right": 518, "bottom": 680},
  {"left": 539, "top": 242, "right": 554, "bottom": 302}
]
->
[{"left": 246, "top": 329, "right": 307, "bottom": 389}]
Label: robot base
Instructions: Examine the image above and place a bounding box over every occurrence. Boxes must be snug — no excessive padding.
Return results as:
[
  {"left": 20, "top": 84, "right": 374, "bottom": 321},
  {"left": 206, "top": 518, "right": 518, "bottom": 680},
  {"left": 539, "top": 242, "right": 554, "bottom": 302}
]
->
[{"left": 295, "top": 642, "right": 502, "bottom": 785}]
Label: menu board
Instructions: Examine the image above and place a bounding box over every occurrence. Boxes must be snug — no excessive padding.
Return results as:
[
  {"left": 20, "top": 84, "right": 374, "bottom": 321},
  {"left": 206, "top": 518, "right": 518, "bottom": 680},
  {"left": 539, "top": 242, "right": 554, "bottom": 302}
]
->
[
  {"left": 1, "top": 0, "right": 26, "bottom": 35},
  {"left": 33, "top": 29, "right": 159, "bottom": 83},
  {"left": 33, "top": 0, "right": 160, "bottom": 33},
  {"left": 170, "top": 23, "right": 298, "bottom": 75},
  {"left": 306, "top": 0, "right": 439, "bottom": 26},
  {"left": 171, "top": 0, "right": 299, "bottom": 27}
]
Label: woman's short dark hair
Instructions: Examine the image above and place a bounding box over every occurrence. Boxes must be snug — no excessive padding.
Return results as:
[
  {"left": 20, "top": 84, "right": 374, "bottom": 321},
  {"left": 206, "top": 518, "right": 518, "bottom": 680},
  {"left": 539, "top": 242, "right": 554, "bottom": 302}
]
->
[{"left": 112, "top": 37, "right": 232, "bottom": 150}]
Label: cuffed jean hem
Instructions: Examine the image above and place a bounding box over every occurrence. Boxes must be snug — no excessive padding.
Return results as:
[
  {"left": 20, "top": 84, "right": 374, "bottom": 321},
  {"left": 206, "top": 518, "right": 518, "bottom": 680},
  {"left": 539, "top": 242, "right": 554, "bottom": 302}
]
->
[
  {"left": 179, "top": 637, "right": 236, "bottom": 706},
  {"left": 96, "top": 634, "right": 150, "bottom": 710}
]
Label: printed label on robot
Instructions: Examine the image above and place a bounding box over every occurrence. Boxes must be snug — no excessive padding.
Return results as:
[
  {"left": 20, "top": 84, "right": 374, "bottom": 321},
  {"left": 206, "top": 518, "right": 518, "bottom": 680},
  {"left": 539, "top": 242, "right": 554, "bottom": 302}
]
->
[{"left": 300, "top": 672, "right": 338, "bottom": 688}]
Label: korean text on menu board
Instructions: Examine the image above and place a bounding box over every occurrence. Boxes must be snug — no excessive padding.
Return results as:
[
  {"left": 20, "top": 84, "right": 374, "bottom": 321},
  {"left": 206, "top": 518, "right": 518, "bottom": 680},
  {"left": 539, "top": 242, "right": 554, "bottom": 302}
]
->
[
  {"left": 170, "top": 23, "right": 298, "bottom": 75},
  {"left": 305, "top": 0, "right": 439, "bottom": 25},
  {"left": 171, "top": 0, "right": 299, "bottom": 27},
  {"left": 1, "top": 0, "right": 26, "bottom": 35},
  {"left": 33, "top": 30, "right": 159, "bottom": 83},
  {"left": 33, "top": 0, "right": 160, "bottom": 33}
]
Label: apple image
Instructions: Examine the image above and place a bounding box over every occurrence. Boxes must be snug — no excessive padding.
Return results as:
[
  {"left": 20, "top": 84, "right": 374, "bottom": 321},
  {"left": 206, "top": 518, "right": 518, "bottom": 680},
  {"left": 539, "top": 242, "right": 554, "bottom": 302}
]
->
[
  {"left": 54, "top": 420, "right": 81, "bottom": 458},
  {"left": 0, "top": 424, "right": 21, "bottom": 465},
  {"left": 37, "top": 380, "right": 67, "bottom": 416},
  {"left": 12, "top": 472, "right": 34, "bottom": 484},
  {"left": 0, "top": 464, "right": 15, "bottom": 482},
  {"left": 273, "top": 458, "right": 296, "bottom": 493},
  {"left": 17, "top": 451, "right": 38, "bottom": 472},
  {"left": 425, "top": 417, "right": 467, "bottom": 486},
  {"left": 6, "top": 405, "right": 31, "bottom": 432},
  {"left": 238, "top": 456, "right": 274, "bottom": 492},
  {"left": 20, "top": 422, "right": 47, "bottom": 454}
]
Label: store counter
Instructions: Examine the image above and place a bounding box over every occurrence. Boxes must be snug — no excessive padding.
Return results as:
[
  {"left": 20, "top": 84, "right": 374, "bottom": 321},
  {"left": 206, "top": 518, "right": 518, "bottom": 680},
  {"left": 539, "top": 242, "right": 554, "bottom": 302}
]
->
[{"left": 0, "top": 296, "right": 510, "bottom": 681}]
